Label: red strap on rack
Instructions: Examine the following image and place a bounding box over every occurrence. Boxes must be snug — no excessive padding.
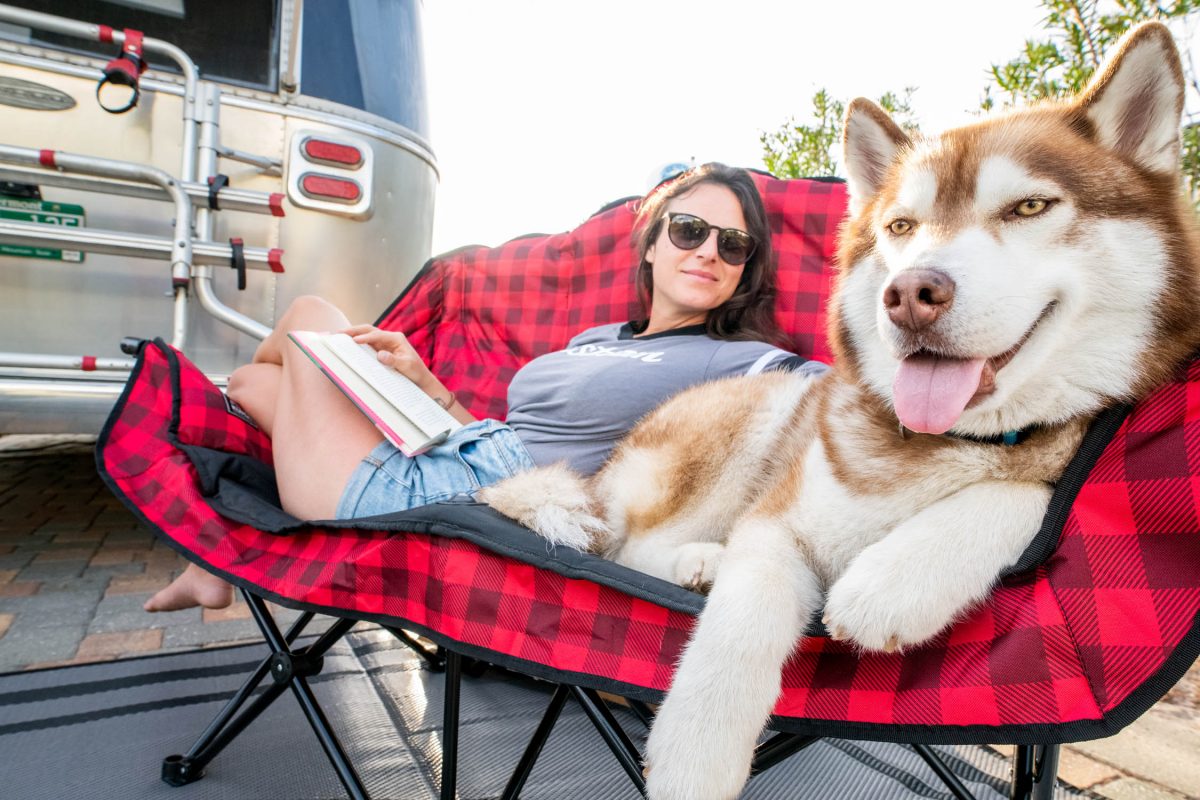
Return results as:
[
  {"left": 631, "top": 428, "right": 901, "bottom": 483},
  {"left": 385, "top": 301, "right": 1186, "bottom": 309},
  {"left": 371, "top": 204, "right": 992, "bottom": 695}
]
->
[
  {"left": 103, "top": 29, "right": 147, "bottom": 79},
  {"left": 81, "top": 356, "right": 97, "bottom": 372},
  {"left": 120, "top": 29, "right": 147, "bottom": 74},
  {"left": 98, "top": 25, "right": 115, "bottom": 44},
  {"left": 97, "top": 28, "right": 148, "bottom": 114},
  {"left": 38, "top": 150, "right": 56, "bottom": 168}
]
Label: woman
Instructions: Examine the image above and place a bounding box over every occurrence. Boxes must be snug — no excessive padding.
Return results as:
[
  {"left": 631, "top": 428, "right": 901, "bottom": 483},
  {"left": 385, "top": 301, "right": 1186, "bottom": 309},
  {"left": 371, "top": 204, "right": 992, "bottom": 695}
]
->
[{"left": 145, "top": 163, "right": 824, "bottom": 611}]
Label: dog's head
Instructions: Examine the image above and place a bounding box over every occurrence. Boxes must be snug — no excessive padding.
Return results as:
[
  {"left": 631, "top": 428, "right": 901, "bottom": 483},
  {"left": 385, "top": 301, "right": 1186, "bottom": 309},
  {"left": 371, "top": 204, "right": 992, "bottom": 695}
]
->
[{"left": 833, "top": 21, "right": 1200, "bottom": 437}]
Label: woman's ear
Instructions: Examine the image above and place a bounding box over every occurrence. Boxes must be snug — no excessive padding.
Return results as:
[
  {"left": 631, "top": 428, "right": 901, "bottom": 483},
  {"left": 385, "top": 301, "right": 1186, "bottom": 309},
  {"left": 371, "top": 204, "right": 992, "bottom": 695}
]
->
[{"left": 645, "top": 242, "right": 656, "bottom": 264}]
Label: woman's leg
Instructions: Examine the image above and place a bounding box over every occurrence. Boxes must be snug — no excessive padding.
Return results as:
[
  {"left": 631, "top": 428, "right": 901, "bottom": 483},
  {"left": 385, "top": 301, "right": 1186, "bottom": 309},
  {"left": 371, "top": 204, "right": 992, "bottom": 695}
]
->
[
  {"left": 145, "top": 296, "right": 385, "bottom": 611},
  {"left": 264, "top": 297, "right": 385, "bottom": 518},
  {"left": 250, "top": 294, "right": 344, "bottom": 366},
  {"left": 227, "top": 362, "right": 282, "bottom": 437},
  {"left": 144, "top": 363, "right": 286, "bottom": 611}
]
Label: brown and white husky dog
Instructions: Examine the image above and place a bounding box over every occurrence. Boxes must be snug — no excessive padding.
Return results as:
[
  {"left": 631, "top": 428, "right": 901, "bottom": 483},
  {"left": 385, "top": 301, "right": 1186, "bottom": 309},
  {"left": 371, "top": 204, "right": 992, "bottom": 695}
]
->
[{"left": 482, "top": 22, "right": 1200, "bottom": 800}]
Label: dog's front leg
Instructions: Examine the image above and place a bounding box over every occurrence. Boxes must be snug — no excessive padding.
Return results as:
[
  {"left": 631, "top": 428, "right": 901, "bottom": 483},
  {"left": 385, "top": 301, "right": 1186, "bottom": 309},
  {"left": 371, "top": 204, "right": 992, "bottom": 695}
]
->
[
  {"left": 644, "top": 517, "right": 822, "bottom": 800},
  {"left": 823, "top": 480, "right": 1051, "bottom": 651}
]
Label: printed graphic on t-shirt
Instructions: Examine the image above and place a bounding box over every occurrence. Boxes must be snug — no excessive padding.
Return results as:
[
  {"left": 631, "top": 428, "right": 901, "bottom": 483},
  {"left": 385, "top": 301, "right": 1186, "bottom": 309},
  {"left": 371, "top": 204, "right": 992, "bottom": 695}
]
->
[{"left": 565, "top": 344, "right": 665, "bottom": 363}]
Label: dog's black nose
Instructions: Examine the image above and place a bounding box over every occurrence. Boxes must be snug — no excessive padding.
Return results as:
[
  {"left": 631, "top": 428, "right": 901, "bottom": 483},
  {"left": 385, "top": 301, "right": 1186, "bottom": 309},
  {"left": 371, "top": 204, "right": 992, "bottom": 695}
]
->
[{"left": 883, "top": 269, "right": 956, "bottom": 332}]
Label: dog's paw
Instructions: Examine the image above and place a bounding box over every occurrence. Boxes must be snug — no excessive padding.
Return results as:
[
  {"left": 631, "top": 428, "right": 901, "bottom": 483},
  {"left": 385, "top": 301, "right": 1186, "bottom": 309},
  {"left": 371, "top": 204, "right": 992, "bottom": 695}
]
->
[
  {"left": 822, "top": 572, "right": 950, "bottom": 653},
  {"left": 672, "top": 542, "right": 725, "bottom": 590}
]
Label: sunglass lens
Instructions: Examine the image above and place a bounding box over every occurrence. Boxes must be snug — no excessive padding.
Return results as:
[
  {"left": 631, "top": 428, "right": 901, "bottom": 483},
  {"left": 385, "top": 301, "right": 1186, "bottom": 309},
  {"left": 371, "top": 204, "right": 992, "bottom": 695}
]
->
[
  {"left": 668, "top": 215, "right": 709, "bottom": 249},
  {"left": 718, "top": 230, "right": 755, "bottom": 265}
]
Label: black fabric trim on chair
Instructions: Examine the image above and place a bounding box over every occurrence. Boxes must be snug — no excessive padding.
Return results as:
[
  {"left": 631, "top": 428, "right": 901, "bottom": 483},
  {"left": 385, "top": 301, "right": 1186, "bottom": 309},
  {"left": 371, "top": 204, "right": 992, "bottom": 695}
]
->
[
  {"left": 94, "top": 339, "right": 150, "bottom": 479},
  {"left": 1002, "top": 403, "right": 1132, "bottom": 577},
  {"left": 95, "top": 340, "right": 1200, "bottom": 746}
]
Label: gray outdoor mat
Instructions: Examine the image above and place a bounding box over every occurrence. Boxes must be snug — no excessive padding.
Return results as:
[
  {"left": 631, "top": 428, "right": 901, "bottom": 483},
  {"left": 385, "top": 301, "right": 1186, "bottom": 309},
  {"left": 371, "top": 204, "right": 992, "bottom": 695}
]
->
[{"left": 0, "top": 625, "right": 1093, "bottom": 799}]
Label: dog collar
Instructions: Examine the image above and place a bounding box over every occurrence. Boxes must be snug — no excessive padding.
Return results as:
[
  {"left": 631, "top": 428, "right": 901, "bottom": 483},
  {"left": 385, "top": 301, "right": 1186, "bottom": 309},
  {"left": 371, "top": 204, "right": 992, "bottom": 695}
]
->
[
  {"left": 953, "top": 429, "right": 1029, "bottom": 446},
  {"left": 900, "top": 425, "right": 1030, "bottom": 446}
]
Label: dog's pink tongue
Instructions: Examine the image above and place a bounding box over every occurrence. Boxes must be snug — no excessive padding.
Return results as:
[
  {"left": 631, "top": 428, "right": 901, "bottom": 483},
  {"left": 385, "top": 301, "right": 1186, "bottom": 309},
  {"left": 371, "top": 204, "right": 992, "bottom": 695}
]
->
[{"left": 892, "top": 354, "right": 987, "bottom": 434}]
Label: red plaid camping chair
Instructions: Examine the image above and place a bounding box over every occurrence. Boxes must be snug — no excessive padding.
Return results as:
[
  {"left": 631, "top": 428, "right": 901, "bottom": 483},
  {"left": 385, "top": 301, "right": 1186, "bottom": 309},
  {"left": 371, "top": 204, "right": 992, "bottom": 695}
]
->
[{"left": 96, "top": 173, "right": 1200, "bottom": 800}]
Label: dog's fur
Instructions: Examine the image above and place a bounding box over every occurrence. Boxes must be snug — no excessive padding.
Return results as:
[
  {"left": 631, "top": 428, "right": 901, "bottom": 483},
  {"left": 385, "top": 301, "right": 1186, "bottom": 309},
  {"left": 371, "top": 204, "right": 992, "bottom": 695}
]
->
[{"left": 481, "top": 23, "right": 1200, "bottom": 800}]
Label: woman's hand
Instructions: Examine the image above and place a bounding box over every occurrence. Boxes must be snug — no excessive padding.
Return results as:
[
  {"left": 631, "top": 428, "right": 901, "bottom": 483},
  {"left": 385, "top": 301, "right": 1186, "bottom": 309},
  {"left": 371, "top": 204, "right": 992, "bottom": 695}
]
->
[
  {"left": 341, "top": 325, "right": 476, "bottom": 424},
  {"left": 343, "top": 324, "right": 440, "bottom": 393}
]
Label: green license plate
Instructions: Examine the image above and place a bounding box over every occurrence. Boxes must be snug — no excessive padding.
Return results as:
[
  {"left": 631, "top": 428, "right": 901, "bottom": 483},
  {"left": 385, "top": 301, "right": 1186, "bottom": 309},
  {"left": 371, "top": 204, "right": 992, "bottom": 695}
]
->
[{"left": 0, "top": 198, "right": 85, "bottom": 262}]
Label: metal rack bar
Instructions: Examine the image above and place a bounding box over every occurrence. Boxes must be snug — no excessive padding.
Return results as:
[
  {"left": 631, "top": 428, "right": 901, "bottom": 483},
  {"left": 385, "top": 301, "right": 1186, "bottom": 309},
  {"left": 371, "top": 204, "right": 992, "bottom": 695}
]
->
[
  {"left": 0, "top": 165, "right": 284, "bottom": 216},
  {"left": 0, "top": 218, "right": 281, "bottom": 271},
  {"left": 0, "top": 4, "right": 200, "bottom": 182},
  {"left": 0, "top": 352, "right": 136, "bottom": 371}
]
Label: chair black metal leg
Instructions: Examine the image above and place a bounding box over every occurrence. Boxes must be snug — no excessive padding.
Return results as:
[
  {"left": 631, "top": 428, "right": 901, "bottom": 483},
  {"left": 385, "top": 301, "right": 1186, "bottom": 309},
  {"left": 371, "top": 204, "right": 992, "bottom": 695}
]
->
[
  {"left": 501, "top": 685, "right": 571, "bottom": 800},
  {"left": 382, "top": 625, "right": 447, "bottom": 671},
  {"left": 163, "top": 675, "right": 293, "bottom": 786},
  {"left": 571, "top": 687, "right": 647, "bottom": 797},
  {"left": 911, "top": 743, "right": 978, "bottom": 800},
  {"left": 750, "top": 733, "right": 820, "bottom": 775},
  {"left": 441, "top": 650, "right": 462, "bottom": 800},
  {"left": 1011, "top": 744, "right": 1060, "bottom": 800},
  {"left": 162, "top": 591, "right": 368, "bottom": 800},
  {"left": 627, "top": 699, "right": 656, "bottom": 729},
  {"left": 289, "top": 673, "right": 368, "bottom": 800},
  {"left": 163, "top": 598, "right": 320, "bottom": 786},
  {"left": 1032, "top": 744, "right": 1060, "bottom": 800},
  {"left": 242, "top": 600, "right": 366, "bottom": 799}
]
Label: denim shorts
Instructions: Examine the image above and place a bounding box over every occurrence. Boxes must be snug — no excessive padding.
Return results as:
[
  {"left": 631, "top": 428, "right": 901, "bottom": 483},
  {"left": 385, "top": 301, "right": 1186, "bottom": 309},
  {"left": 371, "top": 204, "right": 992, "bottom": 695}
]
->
[{"left": 334, "top": 419, "right": 536, "bottom": 519}]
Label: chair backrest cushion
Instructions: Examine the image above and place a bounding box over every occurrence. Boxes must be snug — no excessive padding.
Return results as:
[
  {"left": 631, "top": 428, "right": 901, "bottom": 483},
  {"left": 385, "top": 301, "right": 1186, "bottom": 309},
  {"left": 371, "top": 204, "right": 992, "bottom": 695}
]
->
[{"left": 375, "top": 176, "right": 848, "bottom": 420}]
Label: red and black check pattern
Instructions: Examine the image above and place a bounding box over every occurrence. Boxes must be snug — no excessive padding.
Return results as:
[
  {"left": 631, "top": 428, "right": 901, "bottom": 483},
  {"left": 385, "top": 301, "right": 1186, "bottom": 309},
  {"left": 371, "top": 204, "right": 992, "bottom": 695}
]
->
[
  {"left": 97, "top": 176, "right": 1199, "bottom": 742},
  {"left": 375, "top": 175, "right": 844, "bottom": 420}
]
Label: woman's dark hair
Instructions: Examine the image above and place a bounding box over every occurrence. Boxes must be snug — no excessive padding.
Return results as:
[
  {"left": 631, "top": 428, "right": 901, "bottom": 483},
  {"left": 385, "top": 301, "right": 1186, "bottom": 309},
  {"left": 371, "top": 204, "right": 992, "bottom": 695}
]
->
[{"left": 633, "top": 162, "right": 781, "bottom": 344}]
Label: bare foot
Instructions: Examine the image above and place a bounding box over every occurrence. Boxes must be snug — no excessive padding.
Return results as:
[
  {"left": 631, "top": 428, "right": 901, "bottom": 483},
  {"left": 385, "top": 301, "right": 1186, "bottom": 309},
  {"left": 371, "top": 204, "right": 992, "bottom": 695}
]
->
[{"left": 144, "top": 562, "right": 234, "bottom": 611}]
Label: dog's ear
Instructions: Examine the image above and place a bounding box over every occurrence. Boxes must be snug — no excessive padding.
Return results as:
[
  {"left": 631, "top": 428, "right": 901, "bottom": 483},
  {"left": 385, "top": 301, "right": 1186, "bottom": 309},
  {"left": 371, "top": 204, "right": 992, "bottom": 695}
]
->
[
  {"left": 1074, "top": 21, "right": 1184, "bottom": 175},
  {"left": 842, "top": 98, "right": 911, "bottom": 216}
]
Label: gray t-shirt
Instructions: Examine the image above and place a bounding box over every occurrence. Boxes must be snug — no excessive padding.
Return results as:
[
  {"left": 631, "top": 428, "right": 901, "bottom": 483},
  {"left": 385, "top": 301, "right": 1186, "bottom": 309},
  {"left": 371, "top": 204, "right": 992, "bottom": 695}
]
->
[{"left": 505, "top": 322, "right": 827, "bottom": 475}]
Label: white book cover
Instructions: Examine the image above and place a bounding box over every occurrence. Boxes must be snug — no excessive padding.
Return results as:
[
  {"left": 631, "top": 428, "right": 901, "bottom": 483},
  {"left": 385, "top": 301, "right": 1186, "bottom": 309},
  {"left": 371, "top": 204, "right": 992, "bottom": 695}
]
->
[{"left": 288, "top": 331, "right": 461, "bottom": 457}]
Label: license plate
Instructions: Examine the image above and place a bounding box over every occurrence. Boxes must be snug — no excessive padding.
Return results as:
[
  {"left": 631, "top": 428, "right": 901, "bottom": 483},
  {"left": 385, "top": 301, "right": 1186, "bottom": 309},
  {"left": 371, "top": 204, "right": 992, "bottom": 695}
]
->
[{"left": 0, "top": 198, "right": 85, "bottom": 262}]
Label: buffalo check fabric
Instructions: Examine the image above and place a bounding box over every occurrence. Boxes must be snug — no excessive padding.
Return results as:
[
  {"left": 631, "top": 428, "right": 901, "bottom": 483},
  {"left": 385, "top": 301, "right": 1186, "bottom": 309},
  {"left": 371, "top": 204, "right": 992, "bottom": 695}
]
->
[
  {"left": 97, "top": 175, "right": 1200, "bottom": 742},
  {"left": 374, "top": 174, "right": 843, "bottom": 420}
]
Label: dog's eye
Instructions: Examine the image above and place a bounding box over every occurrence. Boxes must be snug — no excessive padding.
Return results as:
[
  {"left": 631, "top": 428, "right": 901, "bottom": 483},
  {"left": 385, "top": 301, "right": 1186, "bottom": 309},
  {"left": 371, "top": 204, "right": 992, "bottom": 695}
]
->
[
  {"left": 887, "top": 219, "right": 913, "bottom": 236},
  {"left": 1012, "top": 198, "right": 1050, "bottom": 217}
]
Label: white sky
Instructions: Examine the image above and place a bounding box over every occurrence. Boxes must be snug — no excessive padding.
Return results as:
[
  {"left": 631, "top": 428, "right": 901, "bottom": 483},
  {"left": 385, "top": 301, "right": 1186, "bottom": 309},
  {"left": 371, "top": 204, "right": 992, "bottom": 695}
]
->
[{"left": 420, "top": 2, "right": 1187, "bottom": 253}]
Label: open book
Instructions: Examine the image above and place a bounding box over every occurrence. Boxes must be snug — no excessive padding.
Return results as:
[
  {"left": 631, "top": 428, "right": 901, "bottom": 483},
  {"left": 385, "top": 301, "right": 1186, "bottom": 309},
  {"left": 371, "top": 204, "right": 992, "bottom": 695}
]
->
[{"left": 288, "top": 330, "right": 462, "bottom": 456}]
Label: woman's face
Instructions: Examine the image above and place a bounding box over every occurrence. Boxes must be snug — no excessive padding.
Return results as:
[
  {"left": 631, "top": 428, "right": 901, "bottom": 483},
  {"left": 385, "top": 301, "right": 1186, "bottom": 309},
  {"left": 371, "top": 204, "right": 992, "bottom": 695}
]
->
[{"left": 645, "top": 182, "right": 748, "bottom": 331}]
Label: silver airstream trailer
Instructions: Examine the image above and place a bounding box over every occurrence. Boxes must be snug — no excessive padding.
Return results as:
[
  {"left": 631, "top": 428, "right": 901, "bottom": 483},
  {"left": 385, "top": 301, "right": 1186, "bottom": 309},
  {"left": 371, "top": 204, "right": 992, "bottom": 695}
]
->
[{"left": 0, "top": 0, "right": 437, "bottom": 433}]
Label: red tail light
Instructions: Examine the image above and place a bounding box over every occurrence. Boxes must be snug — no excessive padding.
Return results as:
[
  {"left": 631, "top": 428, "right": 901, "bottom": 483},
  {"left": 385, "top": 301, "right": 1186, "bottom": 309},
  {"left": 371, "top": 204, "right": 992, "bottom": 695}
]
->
[
  {"left": 299, "top": 173, "right": 362, "bottom": 203},
  {"left": 287, "top": 130, "right": 374, "bottom": 219},
  {"left": 301, "top": 138, "right": 364, "bottom": 169}
]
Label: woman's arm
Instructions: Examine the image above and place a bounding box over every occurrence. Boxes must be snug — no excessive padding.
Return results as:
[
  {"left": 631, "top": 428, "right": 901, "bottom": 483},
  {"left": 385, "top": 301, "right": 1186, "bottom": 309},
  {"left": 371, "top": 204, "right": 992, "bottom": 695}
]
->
[{"left": 343, "top": 324, "right": 478, "bottom": 425}]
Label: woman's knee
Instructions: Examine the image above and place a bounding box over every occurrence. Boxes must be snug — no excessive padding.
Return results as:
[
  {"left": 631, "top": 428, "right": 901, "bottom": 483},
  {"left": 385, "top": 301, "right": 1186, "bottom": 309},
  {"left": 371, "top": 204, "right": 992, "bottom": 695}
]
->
[
  {"left": 279, "top": 295, "right": 349, "bottom": 331},
  {"left": 227, "top": 363, "right": 281, "bottom": 434},
  {"left": 228, "top": 363, "right": 267, "bottom": 402}
]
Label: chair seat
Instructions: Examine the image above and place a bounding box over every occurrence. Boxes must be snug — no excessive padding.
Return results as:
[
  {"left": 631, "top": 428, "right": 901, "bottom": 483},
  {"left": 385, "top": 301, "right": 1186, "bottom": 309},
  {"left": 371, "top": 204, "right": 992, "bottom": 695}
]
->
[{"left": 98, "top": 336, "right": 1200, "bottom": 743}]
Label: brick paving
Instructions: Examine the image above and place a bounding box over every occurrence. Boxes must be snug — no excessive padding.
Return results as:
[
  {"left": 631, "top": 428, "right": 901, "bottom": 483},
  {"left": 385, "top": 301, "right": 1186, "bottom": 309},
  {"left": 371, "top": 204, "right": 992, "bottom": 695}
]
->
[
  {"left": 0, "top": 442, "right": 279, "bottom": 673},
  {"left": 0, "top": 437, "right": 1197, "bottom": 798}
]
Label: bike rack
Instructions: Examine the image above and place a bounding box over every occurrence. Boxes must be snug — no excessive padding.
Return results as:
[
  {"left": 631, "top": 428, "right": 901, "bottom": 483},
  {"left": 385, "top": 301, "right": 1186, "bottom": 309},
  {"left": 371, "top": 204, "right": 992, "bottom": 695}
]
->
[{"left": 0, "top": 5, "right": 284, "bottom": 372}]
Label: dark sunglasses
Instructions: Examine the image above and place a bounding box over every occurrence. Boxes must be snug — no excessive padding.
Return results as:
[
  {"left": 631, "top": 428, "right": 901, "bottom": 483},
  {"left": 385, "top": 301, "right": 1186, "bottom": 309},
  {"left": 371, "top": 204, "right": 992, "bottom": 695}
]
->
[{"left": 665, "top": 213, "right": 757, "bottom": 266}]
